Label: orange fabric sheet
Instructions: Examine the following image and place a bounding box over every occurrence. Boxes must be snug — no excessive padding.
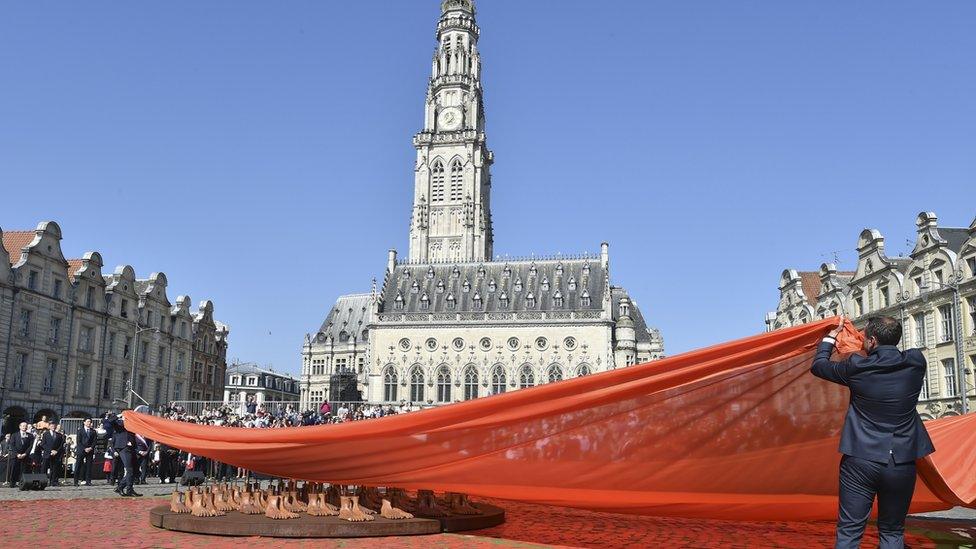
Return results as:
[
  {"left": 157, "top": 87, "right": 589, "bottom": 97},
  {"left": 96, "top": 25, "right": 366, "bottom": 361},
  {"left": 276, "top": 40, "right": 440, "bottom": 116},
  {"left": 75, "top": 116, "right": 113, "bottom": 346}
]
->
[{"left": 125, "top": 318, "right": 976, "bottom": 521}]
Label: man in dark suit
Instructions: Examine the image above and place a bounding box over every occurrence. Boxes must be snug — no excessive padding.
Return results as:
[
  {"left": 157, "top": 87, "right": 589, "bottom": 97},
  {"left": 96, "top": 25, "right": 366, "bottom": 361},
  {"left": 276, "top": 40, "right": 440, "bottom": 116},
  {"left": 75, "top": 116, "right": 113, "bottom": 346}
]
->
[
  {"left": 74, "top": 418, "right": 96, "bottom": 486},
  {"left": 812, "top": 315, "right": 934, "bottom": 549},
  {"left": 110, "top": 414, "right": 141, "bottom": 497},
  {"left": 6, "top": 422, "right": 34, "bottom": 487},
  {"left": 40, "top": 421, "right": 65, "bottom": 486}
]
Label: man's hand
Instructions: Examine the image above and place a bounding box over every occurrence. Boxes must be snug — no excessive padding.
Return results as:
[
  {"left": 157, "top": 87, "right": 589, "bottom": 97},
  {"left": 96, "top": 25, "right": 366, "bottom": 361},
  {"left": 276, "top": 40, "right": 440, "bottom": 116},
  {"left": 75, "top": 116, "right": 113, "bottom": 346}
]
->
[
  {"left": 51, "top": 450, "right": 57, "bottom": 456},
  {"left": 17, "top": 453, "right": 25, "bottom": 459},
  {"left": 827, "top": 316, "right": 845, "bottom": 339},
  {"left": 85, "top": 447, "right": 92, "bottom": 453}
]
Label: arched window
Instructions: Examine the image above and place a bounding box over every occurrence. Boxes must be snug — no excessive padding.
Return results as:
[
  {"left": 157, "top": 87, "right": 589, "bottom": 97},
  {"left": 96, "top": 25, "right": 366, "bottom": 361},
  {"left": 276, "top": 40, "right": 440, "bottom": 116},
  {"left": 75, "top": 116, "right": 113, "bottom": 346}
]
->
[
  {"left": 547, "top": 364, "right": 563, "bottom": 384},
  {"left": 431, "top": 159, "right": 445, "bottom": 202},
  {"left": 436, "top": 366, "right": 451, "bottom": 403},
  {"left": 449, "top": 158, "right": 463, "bottom": 201},
  {"left": 384, "top": 367, "right": 398, "bottom": 402},
  {"left": 576, "top": 364, "right": 591, "bottom": 377},
  {"left": 518, "top": 365, "right": 535, "bottom": 389},
  {"left": 491, "top": 365, "right": 506, "bottom": 395},
  {"left": 463, "top": 366, "right": 478, "bottom": 400},
  {"left": 410, "top": 367, "right": 425, "bottom": 402}
]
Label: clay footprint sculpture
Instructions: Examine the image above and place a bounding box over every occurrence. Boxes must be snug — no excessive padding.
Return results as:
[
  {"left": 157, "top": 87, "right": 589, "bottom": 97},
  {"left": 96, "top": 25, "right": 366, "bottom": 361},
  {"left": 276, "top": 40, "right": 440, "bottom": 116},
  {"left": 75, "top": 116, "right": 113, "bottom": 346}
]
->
[
  {"left": 415, "top": 489, "right": 450, "bottom": 518},
  {"left": 387, "top": 488, "right": 417, "bottom": 514},
  {"left": 447, "top": 492, "right": 482, "bottom": 515},
  {"left": 338, "top": 495, "right": 374, "bottom": 522},
  {"left": 353, "top": 486, "right": 378, "bottom": 515},
  {"left": 190, "top": 488, "right": 221, "bottom": 517},
  {"left": 169, "top": 490, "right": 191, "bottom": 514},
  {"left": 265, "top": 488, "right": 299, "bottom": 520},
  {"left": 380, "top": 498, "right": 414, "bottom": 520},
  {"left": 238, "top": 487, "right": 263, "bottom": 515},
  {"left": 205, "top": 488, "right": 227, "bottom": 516},
  {"left": 307, "top": 485, "right": 340, "bottom": 517}
]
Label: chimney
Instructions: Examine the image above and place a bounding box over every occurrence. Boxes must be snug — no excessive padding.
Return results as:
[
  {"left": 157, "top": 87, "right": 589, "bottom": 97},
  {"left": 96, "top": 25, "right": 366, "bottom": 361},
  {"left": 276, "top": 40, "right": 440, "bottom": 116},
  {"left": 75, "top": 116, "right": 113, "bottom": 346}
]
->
[
  {"left": 387, "top": 249, "right": 398, "bottom": 274},
  {"left": 600, "top": 242, "right": 610, "bottom": 269}
]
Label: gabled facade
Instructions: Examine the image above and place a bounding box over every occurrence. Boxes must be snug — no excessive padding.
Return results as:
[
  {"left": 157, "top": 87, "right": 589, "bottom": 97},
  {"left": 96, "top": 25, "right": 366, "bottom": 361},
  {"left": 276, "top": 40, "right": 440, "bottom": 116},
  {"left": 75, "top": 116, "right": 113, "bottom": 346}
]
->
[
  {"left": 0, "top": 220, "right": 228, "bottom": 433},
  {"left": 767, "top": 211, "right": 976, "bottom": 419}
]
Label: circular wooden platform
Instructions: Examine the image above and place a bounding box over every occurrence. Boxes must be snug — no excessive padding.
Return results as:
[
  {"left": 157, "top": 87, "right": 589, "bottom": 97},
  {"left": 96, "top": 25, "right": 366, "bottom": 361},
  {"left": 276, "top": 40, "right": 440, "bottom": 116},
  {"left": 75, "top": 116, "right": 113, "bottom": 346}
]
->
[{"left": 148, "top": 503, "right": 505, "bottom": 538}]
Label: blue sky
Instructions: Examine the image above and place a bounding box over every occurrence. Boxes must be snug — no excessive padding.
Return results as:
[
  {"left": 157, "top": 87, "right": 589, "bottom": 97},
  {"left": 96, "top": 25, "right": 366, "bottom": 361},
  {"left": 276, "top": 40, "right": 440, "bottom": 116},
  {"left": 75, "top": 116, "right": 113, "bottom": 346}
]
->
[{"left": 1, "top": 1, "right": 974, "bottom": 375}]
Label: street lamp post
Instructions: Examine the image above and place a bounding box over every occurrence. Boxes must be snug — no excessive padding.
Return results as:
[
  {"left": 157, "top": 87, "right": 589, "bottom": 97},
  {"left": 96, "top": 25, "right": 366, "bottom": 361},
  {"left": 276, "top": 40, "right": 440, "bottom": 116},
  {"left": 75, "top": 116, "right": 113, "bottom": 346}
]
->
[
  {"left": 129, "top": 327, "right": 161, "bottom": 408},
  {"left": 921, "top": 271, "right": 969, "bottom": 415}
]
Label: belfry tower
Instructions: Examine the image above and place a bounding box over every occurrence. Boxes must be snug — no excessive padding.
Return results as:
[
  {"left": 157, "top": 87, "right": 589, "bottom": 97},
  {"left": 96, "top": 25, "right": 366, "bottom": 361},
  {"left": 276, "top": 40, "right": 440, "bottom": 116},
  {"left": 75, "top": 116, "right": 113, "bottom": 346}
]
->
[{"left": 408, "top": 0, "right": 494, "bottom": 264}]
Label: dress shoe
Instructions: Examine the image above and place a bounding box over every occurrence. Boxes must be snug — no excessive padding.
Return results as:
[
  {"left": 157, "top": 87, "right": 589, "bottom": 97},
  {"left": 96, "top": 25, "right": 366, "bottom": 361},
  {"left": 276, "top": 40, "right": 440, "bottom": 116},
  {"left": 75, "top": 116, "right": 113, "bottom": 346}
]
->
[{"left": 125, "top": 490, "right": 143, "bottom": 497}]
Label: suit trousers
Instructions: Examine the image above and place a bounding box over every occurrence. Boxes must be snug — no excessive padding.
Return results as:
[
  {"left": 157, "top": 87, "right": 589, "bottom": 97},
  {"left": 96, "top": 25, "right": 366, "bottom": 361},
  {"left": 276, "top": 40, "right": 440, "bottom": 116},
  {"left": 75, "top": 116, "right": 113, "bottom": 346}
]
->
[
  {"left": 117, "top": 448, "right": 134, "bottom": 493},
  {"left": 836, "top": 454, "right": 917, "bottom": 549},
  {"left": 74, "top": 451, "right": 93, "bottom": 484}
]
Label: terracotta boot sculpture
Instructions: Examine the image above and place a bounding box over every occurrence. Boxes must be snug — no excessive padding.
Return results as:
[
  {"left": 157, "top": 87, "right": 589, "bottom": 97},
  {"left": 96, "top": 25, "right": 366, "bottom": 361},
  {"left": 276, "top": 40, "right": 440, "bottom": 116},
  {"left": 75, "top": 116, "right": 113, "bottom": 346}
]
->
[
  {"left": 169, "top": 490, "right": 191, "bottom": 514},
  {"left": 415, "top": 489, "right": 450, "bottom": 518},
  {"left": 380, "top": 498, "right": 414, "bottom": 520},
  {"left": 339, "top": 495, "right": 374, "bottom": 522},
  {"left": 265, "top": 486, "right": 299, "bottom": 520},
  {"left": 447, "top": 492, "right": 482, "bottom": 515}
]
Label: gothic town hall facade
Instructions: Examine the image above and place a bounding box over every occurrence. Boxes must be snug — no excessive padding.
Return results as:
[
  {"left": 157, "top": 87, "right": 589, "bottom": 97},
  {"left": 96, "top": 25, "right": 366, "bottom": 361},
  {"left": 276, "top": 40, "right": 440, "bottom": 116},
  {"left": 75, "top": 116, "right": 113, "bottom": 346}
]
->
[{"left": 299, "top": 0, "right": 663, "bottom": 409}]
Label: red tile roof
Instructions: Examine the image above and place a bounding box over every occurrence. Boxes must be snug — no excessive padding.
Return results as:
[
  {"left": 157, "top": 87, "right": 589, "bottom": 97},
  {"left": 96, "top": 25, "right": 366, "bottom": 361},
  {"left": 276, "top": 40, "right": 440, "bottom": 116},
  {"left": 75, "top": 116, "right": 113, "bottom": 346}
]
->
[
  {"left": 67, "top": 259, "right": 85, "bottom": 276},
  {"left": 798, "top": 271, "right": 821, "bottom": 306},
  {"left": 2, "top": 231, "right": 35, "bottom": 266}
]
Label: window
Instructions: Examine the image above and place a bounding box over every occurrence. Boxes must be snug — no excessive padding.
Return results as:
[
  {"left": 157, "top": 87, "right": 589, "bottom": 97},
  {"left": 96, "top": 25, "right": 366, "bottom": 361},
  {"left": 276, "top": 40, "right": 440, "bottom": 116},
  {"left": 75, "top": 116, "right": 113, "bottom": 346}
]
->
[
  {"left": 577, "top": 364, "right": 591, "bottom": 377},
  {"left": 180, "top": 321, "right": 187, "bottom": 338},
  {"left": 939, "top": 305, "right": 954, "bottom": 343},
  {"left": 75, "top": 364, "right": 91, "bottom": 396},
  {"left": 158, "top": 346, "right": 165, "bottom": 367},
  {"left": 943, "top": 359, "right": 957, "bottom": 396},
  {"left": 154, "top": 378, "right": 163, "bottom": 406},
  {"left": 97, "top": 369, "right": 112, "bottom": 399},
  {"left": 43, "top": 359, "right": 57, "bottom": 393},
  {"left": 138, "top": 374, "right": 146, "bottom": 395},
  {"left": 247, "top": 376, "right": 257, "bottom": 386},
  {"left": 394, "top": 293, "right": 404, "bottom": 310},
  {"left": 969, "top": 297, "right": 976, "bottom": 336},
  {"left": 176, "top": 352, "right": 185, "bottom": 372},
  {"left": 446, "top": 293, "right": 456, "bottom": 310},
  {"left": 491, "top": 366, "right": 506, "bottom": 394},
  {"left": 553, "top": 290, "right": 563, "bottom": 308},
  {"left": 914, "top": 276, "right": 924, "bottom": 296},
  {"left": 173, "top": 382, "right": 183, "bottom": 400},
  {"left": 436, "top": 366, "right": 451, "bottom": 403},
  {"left": 519, "top": 365, "right": 535, "bottom": 389},
  {"left": 207, "top": 365, "right": 214, "bottom": 385},
  {"left": 13, "top": 353, "right": 28, "bottom": 390},
  {"left": 108, "top": 332, "right": 116, "bottom": 357},
  {"left": 49, "top": 317, "right": 61, "bottom": 344},
  {"left": 80, "top": 326, "right": 94, "bottom": 352},
  {"left": 913, "top": 313, "right": 926, "bottom": 347},
  {"left": 140, "top": 341, "right": 148, "bottom": 362},
  {"left": 85, "top": 287, "right": 94, "bottom": 308},
  {"left": 854, "top": 296, "right": 864, "bottom": 317},
  {"left": 27, "top": 270, "right": 39, "bottom": 290},
  {"left": 357, "top": 356, "right": 365, "bottom": 372},
  {"left": 581, "top": 291, "right": 591, "bottom": 307},
  {"left": 526, "top": 292, "right": 536, "bottom": 309},
  {"left": 230, "top": 376, "right": 240, "bottom": 386},
  {"left": 120, "top": 298, "right": 129, "bottom": 318},
  {"left": 879, "top": 286, "right": 889, "bottom": 309},
  {"left": 449, "top": 158, "right": 463, "bottom": 201},
  {"left": 384, "top": 368, "right": 398, "bottom": 401},
  {"left": 121, "top": 372, "right": 130, "bottom": 397},
  {"left": 430, "top": 159, "right": 445, "bottom": 202},
  {"left": 336, "top": 357, "right": 348, "bottom": 371},
  {"left": 463, "top": 367, "right": 478, "bottom": 400},
  {"left": 19, "top": 309, "right": 31, "bottom": 337},
  {"left": 410, "top": 368, "right": 425, "bottom": 402},
  {"left": 420, "top": 293, "right": 429, "bottom": 310},
  {"left": 53, "top": 278, "right": 62, "bottom": 299},
  {"left": 920, "top": 373, "right": 929, "bottom": 400},
  {"left": 193, "top": 362, "right": 203, "bottom": 383},
  {"left": 546, "top": 364, "right": 563, "bottom": 384},
  {"left": 123, "top": 336, "right": 132, "bottom": 359}
]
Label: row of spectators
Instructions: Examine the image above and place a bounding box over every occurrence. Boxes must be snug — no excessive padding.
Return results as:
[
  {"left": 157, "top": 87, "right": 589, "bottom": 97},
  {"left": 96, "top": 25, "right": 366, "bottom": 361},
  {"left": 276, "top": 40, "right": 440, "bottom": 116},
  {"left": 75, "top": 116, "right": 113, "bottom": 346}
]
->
[{"left": 154, "top": 400, "right": 417, "bottom": 428}]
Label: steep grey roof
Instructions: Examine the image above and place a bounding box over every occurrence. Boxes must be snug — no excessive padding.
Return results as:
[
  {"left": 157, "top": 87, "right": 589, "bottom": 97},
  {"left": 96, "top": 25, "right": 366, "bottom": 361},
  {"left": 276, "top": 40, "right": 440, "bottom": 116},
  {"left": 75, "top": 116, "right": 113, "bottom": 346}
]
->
[
  {"left": 939, "top": 228, "right": 970, "bottom": 254},
  {"left": 379, "top": 258, "right": 606, "bottom": 314},
  {"left": 316, "top": 294, "right": 371, "bottom": 344},
  {"left": 134, "top": 280, "right": 150, "bottom": 294},
  {"left": 611, "top": 287, "right": 655, "bottom": 344}
]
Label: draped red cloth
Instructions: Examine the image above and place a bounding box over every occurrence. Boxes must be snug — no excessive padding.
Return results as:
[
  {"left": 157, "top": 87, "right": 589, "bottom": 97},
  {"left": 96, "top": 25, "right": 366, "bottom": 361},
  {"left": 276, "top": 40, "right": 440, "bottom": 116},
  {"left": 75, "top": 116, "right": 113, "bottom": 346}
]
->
[{"left": 124, "top": 318, "right": 976, "bottom": 521}]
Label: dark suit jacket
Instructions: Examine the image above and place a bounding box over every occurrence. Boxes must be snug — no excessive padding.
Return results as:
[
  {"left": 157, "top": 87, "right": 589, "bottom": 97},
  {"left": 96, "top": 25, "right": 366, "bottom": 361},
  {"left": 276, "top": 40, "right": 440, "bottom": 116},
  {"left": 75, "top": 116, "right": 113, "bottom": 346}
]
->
[
  {"left": 11, "top": 432, "right": 34, "bottom": 456},
  {"left": 111, "top": 429, "right": 134, "bottom": 452},
  {"left": 812, "top": 341, "right": 935, "bottom": 463},
  {"left": 75, "top": 427, "right": 96, "bottom": 455},
  {"left": 41, "top": 431, "right": 64, "bottom": 457}
]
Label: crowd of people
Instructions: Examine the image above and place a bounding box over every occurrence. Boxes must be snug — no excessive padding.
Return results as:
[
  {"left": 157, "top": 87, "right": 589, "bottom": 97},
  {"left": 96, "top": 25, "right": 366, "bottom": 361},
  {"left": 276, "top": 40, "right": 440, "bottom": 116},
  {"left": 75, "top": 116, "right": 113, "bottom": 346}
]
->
[{"left": 1, "top": 399, "right": 415, "bottom": 494}]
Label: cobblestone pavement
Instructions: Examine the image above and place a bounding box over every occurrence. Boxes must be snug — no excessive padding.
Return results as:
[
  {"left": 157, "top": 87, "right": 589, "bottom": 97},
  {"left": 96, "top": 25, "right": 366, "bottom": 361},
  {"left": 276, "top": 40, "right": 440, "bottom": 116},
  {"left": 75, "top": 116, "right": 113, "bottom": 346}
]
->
[{"left": 0, "top": 480, "right": 973, "bottom": 548}]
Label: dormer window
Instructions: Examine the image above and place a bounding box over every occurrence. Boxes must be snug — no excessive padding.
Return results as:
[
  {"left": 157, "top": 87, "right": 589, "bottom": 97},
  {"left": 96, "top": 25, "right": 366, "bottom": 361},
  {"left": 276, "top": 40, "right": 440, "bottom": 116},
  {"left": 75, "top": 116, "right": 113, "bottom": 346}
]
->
[
  {"left": 420, "top": 293, "right": 430, "bottom": 310},
  {"left": 446, "top": 293, "right": 456, "bottom": 309},
  {"left": 401, "top": 269, "right": 410, "bottom": 280},
  {"left": 436, "top": 280, "right": 445, "bottom": 293},
  {"left": 553, "top": 290, "right": 563, "bottom": 308},
  {"left": 488, "top": 278, "right": 496, "bottom": 292},
  {"left": 529, "top": 264, "right": 537, "bottom": 277},
  {"left": 582, "top": 264, "right": 590, "bottom": 276},
  {"left": 499, "top": 291, "right": 509, "bottom": 308},
  {"left": 619, "top": 300, "right": 630, "bottom": 317},
  {"left": 477, "top": 266, "right": 486, "bottom": 278},
  {"left": 462, "top": 279, "right": 470, "bottom": 293},
  {"left": 395, "top": 292, "right": 404, "bottom": 310},
  {"left": 581, "top": 290, "right": 591, "bottom": 307},
  {"left": 865, "top": 260, "right": 874, "bottom": 273},
  {"left": 568, "top": 277, "right": 577, "bottom": 291},
  {"left": 473, "top": 292, "right": 482, "bottom": 310},
  {"left": 555, "top": 263, "right": 564, "bottom": 276},
  {"left": 452, "top": 266, "right": 460, "bottom": 278},
  {"left": 411, "top": 280, "right": 420, "bottom": 294},
  {"left": 502, "top": 266, "right": 511, "bottom": 278},
  {"left": 541, "top": 277, "right": 550, "bottom": 291},
  {"left": 526, "top": 292, "right": 536, "bottom": 309},
  {"left": 514, "top": 278, "right": 523, "bottom": 292},
  {"left": 427, "top": 266, "right": 435, "bottom": 279}
]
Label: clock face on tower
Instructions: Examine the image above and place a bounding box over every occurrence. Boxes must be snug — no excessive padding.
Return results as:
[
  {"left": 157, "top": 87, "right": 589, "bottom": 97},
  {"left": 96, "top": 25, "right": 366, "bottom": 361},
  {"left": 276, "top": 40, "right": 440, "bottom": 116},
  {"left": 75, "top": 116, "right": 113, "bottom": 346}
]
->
[{"left": 438, "top": 107, "right": 462, "bottom": 131}]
